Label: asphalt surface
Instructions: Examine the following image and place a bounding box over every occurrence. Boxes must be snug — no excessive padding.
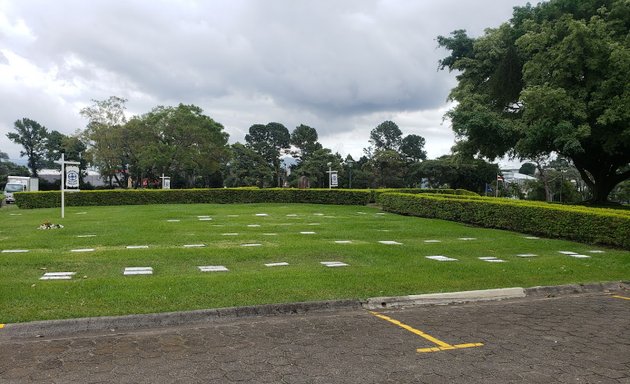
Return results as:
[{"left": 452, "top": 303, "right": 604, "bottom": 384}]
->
[{"left": 1, "top": 292, "right": 629, "bottom": 383}]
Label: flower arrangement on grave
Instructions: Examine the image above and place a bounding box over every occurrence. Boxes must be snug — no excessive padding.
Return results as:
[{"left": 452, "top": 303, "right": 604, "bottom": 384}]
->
[{"left": 38, "top": 220, "right": 64, "bottom": 230}]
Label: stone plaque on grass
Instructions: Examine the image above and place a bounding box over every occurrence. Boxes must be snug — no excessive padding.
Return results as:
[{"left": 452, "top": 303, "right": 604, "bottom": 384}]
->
[
  {"left": 198, "top": 265, "right": 228, "bottom": 272},
  {"left": 516, "top": 253, "right": 537, "bottom": 257},
  {"left": 71, "top": 248, "right": 95, "bottom": 253},
  {"left": 265, "top": 262, "right": 289, "bottom": 267},
  {"left": 124, "top": 267, "right": 153, "bottom": 275},
  {"left": 2, "top": 249, "right": 29, "bottom": 253},
  {"left": 379, "top": 241, "right": 402, "bottom": 245},
  {"left": 426, "top": 255, "right": 458, "bottom": 262},
  {"left": 334, "top": 240, "right": 353, "bottom": 244},
  {"left": 321, "top": 261, "right": 349, "bottom": 267},
  {"left": 40, "top": 272, "right": 76, "bottom": 280},
  {"left": 241, "top": 243, "right": 262, "bottom": 247},
  {"left": 126, "top": 245, "right": 149, "bottom": 249},
  {"left": 479, "top": 256, "right": 506, "bottom": 263},
  {"left": 300, "top": 231, "right": 316, "bottom": 235},
  {"left": 424, "top": 240, "right": 441, "bottom": 243},
  {"left": 183, "top": 244, "right": 206, "bottom": 248}
]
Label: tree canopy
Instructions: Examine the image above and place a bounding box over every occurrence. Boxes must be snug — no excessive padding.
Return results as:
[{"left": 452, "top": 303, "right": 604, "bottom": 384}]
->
[
  {"left": 438, "top": 0, "right": 630, "bottom": 203},
  {"left": 7, "top": 118, "right": 48, "bottom": 177}
]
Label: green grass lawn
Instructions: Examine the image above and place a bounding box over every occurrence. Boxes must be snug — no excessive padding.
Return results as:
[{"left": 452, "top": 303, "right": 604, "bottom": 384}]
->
[{"left": 1, "top": 203, "right": 628, "bottom": 323}]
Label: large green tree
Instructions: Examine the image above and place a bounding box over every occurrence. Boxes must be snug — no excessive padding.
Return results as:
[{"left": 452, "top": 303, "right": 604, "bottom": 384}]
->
[
  {"left": 245, "top": 122, "right": 290, "bottom": 187},
  {"left": 290, "top": 124, "right": 322, "bottom": 161},
  {"left": 438, "top": 0, "right": 629, "bottom": 203},
  {"left": 6, "top": 118, "right": 48, "bottom": 177},
  {"left": 80, "top": 96, "right": 129, "bottom": 187}
]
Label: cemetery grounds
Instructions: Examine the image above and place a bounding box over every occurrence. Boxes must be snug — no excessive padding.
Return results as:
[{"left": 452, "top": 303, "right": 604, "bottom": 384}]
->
[{"left": 0, "top": 203, "right": 628, "bottom": 323}]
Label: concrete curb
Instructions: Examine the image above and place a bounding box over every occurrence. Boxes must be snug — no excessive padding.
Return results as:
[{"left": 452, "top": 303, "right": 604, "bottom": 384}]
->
[
  {"left": 363, "top": 287, "right": 526, "bottom": 310},
  {"left": 1, "top": 299, "right": 360, "bottom": 339},
  {"left": 1, "top": 281, "right": 627, "bottom": 339}
]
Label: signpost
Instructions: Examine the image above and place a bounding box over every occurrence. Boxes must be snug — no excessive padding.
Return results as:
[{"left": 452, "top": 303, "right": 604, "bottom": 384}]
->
[
  {"left": 56, "top": 153, "right": 81, "bottom": 219},
  {"left": 160, "top": 174, "right": 171, "bottom": 189},
  {"left": 326, "top": 162, "right": 338, "bottom": 189}
]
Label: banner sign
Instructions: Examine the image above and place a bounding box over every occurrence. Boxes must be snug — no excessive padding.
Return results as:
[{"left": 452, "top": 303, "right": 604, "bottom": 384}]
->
[
  {"left": 331, "top": 171, "right": 338, "bottom": 187},
  {"left": 65, "top": 166, "right": 80, "bottom": 189}
]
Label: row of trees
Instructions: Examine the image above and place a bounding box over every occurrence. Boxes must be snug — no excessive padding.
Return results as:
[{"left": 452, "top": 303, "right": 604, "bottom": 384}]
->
[{"left": 5, "top": 96, "right": 504, "bottom": 194}]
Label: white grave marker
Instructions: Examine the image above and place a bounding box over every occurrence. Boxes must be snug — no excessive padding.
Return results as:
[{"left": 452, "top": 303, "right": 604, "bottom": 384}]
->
[
  {"left": 516, "top": 253, "right": 537, "bottom": 257},
  {"left": 357, "top": 212, "right": 367, "bottom": 215},
  {"left": 124, "top": 267, "right": 153, "bottom": 275},
  {"left": 262, "top": 233, "right": 278, "bottom": 236},
  {"left": 40, "top": 272, "right": 76, "bottom": 280},
  {"left": 424, "top": 240, "right": 441, "bottom": 243},
  {"left": 222, "top": 233, "right": 239, "bottom": 236},
  {"left": 558, "top": 251, "right": 578, "bottom": 255},
  {"left": 198, "top": 265, "right": 229, "bottom": 272},
  {"left": 227, "top": 215, "right": 239, "bottom": 218},
  {"left": 588, "top": 250, "right": 605, "bottom": 253},
  {"left": 126, "top": 245, "right": 149, "bottom": 249},
  {"left": 313, "top": 213, "right": 324, "bottom": 216},
  {"left": 9, "top": 213, "right": 22, "bottom": 216},
  {"left": 183, "top": 244, "right": 206, "bottom": 248},
  {"left": 334, "top": 240, "right": 353, "bottom": 244},
  {"left": 458, "top": 237, "right": 477, "bottom": 241},
  {"left": 568, "top": 254, "right": 591, "bottom": 258},
  {"left": 479, "top": 257, "right": 506, "bottom": 263},
  {"left": 286, "top": 214, "right": 298, "bottom": 217},
  {"left": 300, "top": 231, "right": 316, "bottom": 235},
  {"left": 77, "top": 234, "right": 96, "bottom": 238},
  {"left": 247, "top": 224, "right": 261, "bottom": 228},
  {"left": 265, "top": 262, "right": 289, "bottom": 267},
  {"left": 2, "top": 249, "right": 29, "bottom": 253},
  {"left": 71, "top": 248, "right": 95, "bottom": 253},
  {"left": 426, "top": 255, "right": 458, "bottom": 262},
  {"left": 524, "top": 236, "right": 540, "bottom": 240},
  {"left": 241, "top": 243, "right": 262, "bottom": 247},
  {"left": 321, "top": 261, "right": 349, "bottom": 267},
  {"left": 198, "top": 218, "right": 213, "bottom": 221},
  {"left": 75, "top": 212, "right": 87, "bottom": 215},
  {"left": 255, "top": 213, "right": 268, "bottom": 217},
  {"left": 379, "top": 241, "right": 402, "bottom": 245},
  {"left": 166, "top": 219, "right": 180, "bottom": 222}
]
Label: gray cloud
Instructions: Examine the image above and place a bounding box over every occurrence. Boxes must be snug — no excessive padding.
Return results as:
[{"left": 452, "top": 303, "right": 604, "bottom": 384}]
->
[{"left": 1, "top": 0, "right": 533, "bottom": 161}]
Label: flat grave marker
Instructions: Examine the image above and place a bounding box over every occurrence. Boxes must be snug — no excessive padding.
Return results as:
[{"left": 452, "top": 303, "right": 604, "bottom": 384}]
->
[
  {"left": 2, "top": 249, "right": 29, "bottom": 253},
  {"left": 255, "top": 213, "right": 269, "bottom": 217},
  {"left": 75, "top": 212, "right": 87, "bottom": 215},
  {"left": 558, "top": 251, "right": 578, "bottom": 255},
  {"left": 71, "top": 248, "right": 95, "bottom": 253},
  {"left": 222, "top": 233, "right": 239, "bottom": 236},
  {"left": 321, "top": 261, "right": 349, "bottom": 267},
  {"left": 300, "top": 231, "right": 317, "bottom": 235},
  {"left": 426, "top": 255, "right": 458, "bottom": 262},
  {"left": 334, "top": 240, "right": 353, "bottom": 244},
  {"left": 183, "top": 244, "right": 206, "bottom": 248},
  {"left": 424, "top": 240, "right": 441, "bottom": 243},
  {"left": 40, "top": 272, "right": 75, "bottom": 280},
  {"left": 516, "top": 253, "right": 537, "bottom": 257},
  {"left": 524, "top": 236, "right": 540, "bottom": 240},
  {"left": 9, "top": 213, "right": 22, "bottom": 216},
  {"left": 567, "top": 254, "right": 591, "bottom": 259},
  {"left": 379, "top": 241, "right": 402, "bottom": 245},
  {"left": 479, "top": 256, "right": 506, "bottom": 263},
  {"left": 262, "top": 233, "right": 278, "bottom": 236},
  {"left": 279, "top": 223, "right": 294, "bottom": 226},
  {"left": 124, "top": 267, "right": 153, "bottom": 275},
  {"left": 265, "top": 262, "right": 289, "bottom": 267},
  {"left": 227, "top": 215, "right": 239, "bottom": 218},
  {"left": 313, "top": 213, "right": 324, "bottom": 216},
  {"left": 198, "top": 265, "right": 229, "bottom": 272},
  {"left": 77, "top": 234, "right": 97, "bottom": 238},
  {"left": 247, "top": 224, "right": 261, "bottom": 228},
  {"left": 166, "top": 219, "right": 181, "bottom": 222},
  {"left": 589, "top": 250, "right": 605, "bottom": 253},
  {"left": 198, "top": 218, "right": 213, "bottom": 221},
  {"left": 126, "top": 245, "right": 149, "bottom": 249},
  {"left": 356, "top": 212, "right": 367, "bottom": 215},
  {"left": 241, "top": 243, "right": 262, "bottom": 247},
  {"left": 308, "top": 223, "right": 321, "bottom": 226},
  {"left": 376, "top": 213, "right": 386, "bottom": 215},
  {"left": 286, "top": 214, "right": 298, "bottom": 217},
  {"left": 458, "top": 237, "right": 477, "bottom": 241}
]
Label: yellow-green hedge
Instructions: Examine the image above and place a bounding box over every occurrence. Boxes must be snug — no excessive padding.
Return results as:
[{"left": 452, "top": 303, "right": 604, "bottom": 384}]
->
[{"left": 377, "top": 192, "right": 630, "bottom": 249}]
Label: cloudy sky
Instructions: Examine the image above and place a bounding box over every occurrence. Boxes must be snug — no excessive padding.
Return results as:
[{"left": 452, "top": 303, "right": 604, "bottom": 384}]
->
[{"left": 1, "top": 0, "right": 533, "bottom": 165}]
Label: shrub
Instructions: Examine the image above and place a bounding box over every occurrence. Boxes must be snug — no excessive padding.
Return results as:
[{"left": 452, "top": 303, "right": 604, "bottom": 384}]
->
[
  {"left": 15, "top": 188, "right": 372, "bottom": 209},
  {"left": 377, "top": 192, "right": 630, "bottom": 249}
]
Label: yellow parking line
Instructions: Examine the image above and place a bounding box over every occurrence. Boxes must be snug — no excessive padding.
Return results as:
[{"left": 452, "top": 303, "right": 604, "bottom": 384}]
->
[
  {"left": 369, "top": 311, "right": 483, "bottom": 353},
  {"left": 611, "top": 295, "right": 630, "bottom": 300}
]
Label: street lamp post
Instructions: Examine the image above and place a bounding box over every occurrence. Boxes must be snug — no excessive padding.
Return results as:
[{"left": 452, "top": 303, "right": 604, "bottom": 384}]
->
[{"left": 347, "top": 159, "right": 354, "bottom": 189}]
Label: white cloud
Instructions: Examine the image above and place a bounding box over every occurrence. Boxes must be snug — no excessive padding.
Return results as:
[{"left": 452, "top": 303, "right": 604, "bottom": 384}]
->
[{"left": 0, "top": 0, "right": 532, "bottom": 163}]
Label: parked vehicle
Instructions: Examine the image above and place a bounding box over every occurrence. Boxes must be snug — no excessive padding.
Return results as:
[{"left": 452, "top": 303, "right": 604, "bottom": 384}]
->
[{"left": 3, "top": 176, "right": 38, "bottom": 204}]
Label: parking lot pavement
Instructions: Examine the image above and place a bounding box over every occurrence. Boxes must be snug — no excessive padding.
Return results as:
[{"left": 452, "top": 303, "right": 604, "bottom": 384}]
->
[{"left": 1, "top": 292, "right": 628, "bottom": 383}]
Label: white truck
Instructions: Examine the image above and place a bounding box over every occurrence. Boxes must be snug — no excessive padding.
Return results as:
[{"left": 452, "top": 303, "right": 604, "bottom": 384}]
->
[{"left": 3, "top": 176, "right": 39, "bottom": 204}]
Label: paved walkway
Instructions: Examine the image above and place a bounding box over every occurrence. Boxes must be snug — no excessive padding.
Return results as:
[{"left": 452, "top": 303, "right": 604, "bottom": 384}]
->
[{"left": 1, "top": 292, "right": 628, "bottom": 383}]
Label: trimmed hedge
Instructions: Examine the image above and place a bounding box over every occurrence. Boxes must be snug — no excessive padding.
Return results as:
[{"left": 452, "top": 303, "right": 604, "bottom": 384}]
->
[
  {"left": 14, "top": 187, "right": 476, "bottom": 209},
  {"left": 377, "top": 192, "right": 630, "bottom": 249},
  {"left": 15, "top": 188, "right": 372, "bottom": 209}
]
